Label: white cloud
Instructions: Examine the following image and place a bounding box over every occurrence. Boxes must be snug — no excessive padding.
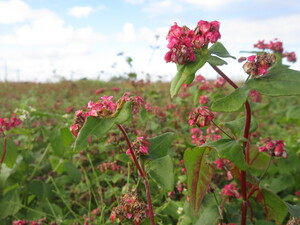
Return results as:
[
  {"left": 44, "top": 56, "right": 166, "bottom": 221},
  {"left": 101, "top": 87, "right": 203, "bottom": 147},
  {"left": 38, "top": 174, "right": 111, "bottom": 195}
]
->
[
  {"left": 68, "top": 6, "right": 93, "bottom": 18},
  {"left": 142, "top": 1, "right": 183, "bottom": 16},
  {"left": 124, "top": 0, "right": 144, "bottom": 4},
  {"left": 0, "top": 13, "right": 105, "bottom": 46},
  {"left": 181, "top": 0, "right": 242, "bottom": 10},
  {"left": 117, "top": 22, "right": 136, "bottom": 42},
  {"left": 0, "top": 0, "right": 33, "bottom": 24}
]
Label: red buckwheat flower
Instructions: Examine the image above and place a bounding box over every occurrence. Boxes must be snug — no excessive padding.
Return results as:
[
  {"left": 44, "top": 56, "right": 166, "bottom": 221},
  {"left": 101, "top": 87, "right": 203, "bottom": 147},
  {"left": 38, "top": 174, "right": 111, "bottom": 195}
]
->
[{"left": 188, "top": 106, "right": 214, "bottom": 127}]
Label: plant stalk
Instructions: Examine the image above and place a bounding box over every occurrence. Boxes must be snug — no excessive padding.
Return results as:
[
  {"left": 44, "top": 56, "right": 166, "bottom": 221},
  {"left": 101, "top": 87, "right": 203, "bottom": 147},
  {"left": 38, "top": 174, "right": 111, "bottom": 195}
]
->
[
  {"left": 116, "top": 124, "right": 156, "bottom": 225},
  {"left": 210, "top": 64, "right": 252, "bottom": 225},
  {"left": 0, "top": 135, "right": 7, "bottom": 164}
]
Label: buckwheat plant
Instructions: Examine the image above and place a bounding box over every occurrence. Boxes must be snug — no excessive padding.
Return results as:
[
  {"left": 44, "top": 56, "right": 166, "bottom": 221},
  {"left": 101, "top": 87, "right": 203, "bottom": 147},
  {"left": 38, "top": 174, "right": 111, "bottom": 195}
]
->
[
  {"left": 70, "top": 93, "right": 159, "bottom": 225},
  {"left": 165, "top": 20, "right": 300, "bottom": 225}
]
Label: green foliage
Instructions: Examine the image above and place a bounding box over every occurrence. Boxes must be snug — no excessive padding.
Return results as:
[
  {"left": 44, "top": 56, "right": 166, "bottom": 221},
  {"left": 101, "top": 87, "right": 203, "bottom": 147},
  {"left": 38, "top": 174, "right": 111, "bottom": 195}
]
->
[
  {"left": 212, "top": 64, "right": 300, "bottom": 112},
  {"left": 208, "top": 42, "right": 236, "bottom": 59},
  {"left": 74, "top": 101, "right": 132, "bottom": 151},
  {"left": 147, "top": 155, "right": 174, "bottom": 191},
  {"left": 148, "top": 132, "right": 174, "bottom": 159},
  {"left": 183, "top": 147, "right": 214, "bottom": 216},
  {"left": 0, "top": 138, "right": 18, "bottom": 168},
  {"left": 202, "top": 139, "right": 247, "bottom": 170},
  {"left": 170, "top": 52, "right": 207, "bottom": 97}
]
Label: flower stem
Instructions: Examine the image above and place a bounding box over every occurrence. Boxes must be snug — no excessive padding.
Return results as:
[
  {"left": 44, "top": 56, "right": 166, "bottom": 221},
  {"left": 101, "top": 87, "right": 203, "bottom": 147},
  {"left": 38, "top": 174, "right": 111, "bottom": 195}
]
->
[
  {"left": 116, "top": 124, "right": 156, "bottom": 225},
  {"left": 211, "top": 120, "right": 234, "bottom": 140},
  {"left": 210, "top": 64, "right": 252, "bottom": 225},
  {"left": 0, "top": 135, "right": 7, "bottom": 164}
]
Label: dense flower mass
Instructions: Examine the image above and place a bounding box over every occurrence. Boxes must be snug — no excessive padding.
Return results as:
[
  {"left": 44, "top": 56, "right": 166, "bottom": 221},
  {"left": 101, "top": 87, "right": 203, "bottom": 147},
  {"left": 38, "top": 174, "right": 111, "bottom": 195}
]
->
[
  {"left": 188, "top": 106, "right": 214, "bottom": 127},
  {"left": 258, "top": 139, "right": 288, "bottom": 158},
  {"left": 0, "top": 114, "right": 22, "bottom": 134},
  {"left": 243, "top": 53, "right": 276, "bottom": 77},
  {"left": 253, "top": 39, "right": 297, "bottom": 62},
  {"left": 165, "top": 20, "right": 221, "bottom": 64},
  {"left": 70, "top": 93, "right": 144, "bottom": 137},
  {"left": 110, "top": 193, "right": 148, "bottom": 225}
]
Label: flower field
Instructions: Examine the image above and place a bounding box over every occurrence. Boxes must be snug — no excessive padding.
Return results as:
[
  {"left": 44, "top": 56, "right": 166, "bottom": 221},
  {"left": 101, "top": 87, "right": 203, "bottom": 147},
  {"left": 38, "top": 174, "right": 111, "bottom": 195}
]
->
[{"left": 1, "top": 19, "right": 300, "bottom": 225}]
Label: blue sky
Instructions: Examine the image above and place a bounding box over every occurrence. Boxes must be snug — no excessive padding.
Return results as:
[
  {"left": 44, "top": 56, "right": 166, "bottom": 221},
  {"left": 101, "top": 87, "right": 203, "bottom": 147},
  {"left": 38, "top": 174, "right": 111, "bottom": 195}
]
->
[{"left": 0, "top": 0, "right": 299, "bottom": 82}]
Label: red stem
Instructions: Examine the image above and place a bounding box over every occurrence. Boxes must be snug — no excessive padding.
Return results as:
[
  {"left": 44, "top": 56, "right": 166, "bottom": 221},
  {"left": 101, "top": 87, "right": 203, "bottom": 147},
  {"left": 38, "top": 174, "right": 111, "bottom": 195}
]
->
[
  {"left": 116, "top": 124, "right": 156, "bottom": 225},
  {"left": 210, "top": 65, "right": 252, "bottom": 225},
  {"left": 0, "top": 136, "right": 7, "bottom": 164}
]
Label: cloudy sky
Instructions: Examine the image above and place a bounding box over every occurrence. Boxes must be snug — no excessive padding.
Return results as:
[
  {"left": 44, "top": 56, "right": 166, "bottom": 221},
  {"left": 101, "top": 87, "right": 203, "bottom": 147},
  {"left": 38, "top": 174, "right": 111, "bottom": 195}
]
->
[{"left": 0, "top": 0, "right": 299, "bottom": 82}]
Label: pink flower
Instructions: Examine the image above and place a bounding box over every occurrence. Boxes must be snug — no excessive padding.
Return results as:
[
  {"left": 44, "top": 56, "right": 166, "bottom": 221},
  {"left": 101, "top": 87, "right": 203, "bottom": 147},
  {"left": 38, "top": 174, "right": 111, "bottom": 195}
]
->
[
  {"left": 87, "top": 101, "right": 94, "bottom": 109},
  {"left": 111, "top": 87, "right": 120, "bottom": 92},
  {"left": 213, "top": 77, "right": 226, "bottom": 88},
  {"left": 259, "top": 139, "right": 288, "bottom": 158},
  {"left": 221, "top": 184, "right": 240, "bottom": 198},
  {"left": 88, "top": 109, "right": 98, "bottom": 117},
  {"left": 199, "top": 95, "right": 209, "bottom": 104},
  {"left": 95, "top": 88, "right": 106, "bottom": 95},
  {"left": 249, "top": 90, "right": 262, "bottom": 103},
  {"left": 247, "top": 55, "right": 256, "bottom": 62},
  {"left": 283, "top": 51, "right": 297, "bottom": 63},
  {"left": 70, "top": 124, "right": 80, "bottom": 137},
  {"left": 165, "top": 22, "right": 195, "bottom": 64},
  {"left": 195, "top": 75, "right": 205, "bottom": 82}
]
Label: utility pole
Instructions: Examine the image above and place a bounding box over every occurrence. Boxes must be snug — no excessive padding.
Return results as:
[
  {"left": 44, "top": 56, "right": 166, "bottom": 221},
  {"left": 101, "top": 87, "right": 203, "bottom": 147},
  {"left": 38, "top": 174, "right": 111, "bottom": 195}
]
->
[{"left": 4, "top": 60, "right": 8, "bottom": 82}]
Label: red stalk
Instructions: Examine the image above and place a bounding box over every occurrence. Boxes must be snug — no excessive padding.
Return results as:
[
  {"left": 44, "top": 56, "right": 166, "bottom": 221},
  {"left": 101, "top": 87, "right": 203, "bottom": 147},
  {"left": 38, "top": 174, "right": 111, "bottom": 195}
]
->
[
  {"left": 210, "top": 64, "right": 252, "bottom": 225},
  {"left": 116, "top": 124, "right": 156, "bottom": 225},
  {"left": 0, "top": 136, "right": 7, "bottom": 164}
]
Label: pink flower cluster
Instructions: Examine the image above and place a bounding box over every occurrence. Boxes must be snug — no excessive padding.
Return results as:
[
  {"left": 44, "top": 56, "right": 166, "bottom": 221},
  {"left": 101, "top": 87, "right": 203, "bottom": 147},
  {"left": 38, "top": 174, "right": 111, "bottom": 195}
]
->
[
  {"left": 188, "top": 106, "right": 214, "bottom": 127},
  {"left": 213, "top": 77, "right": 226, "bottom": 88},
  {"left": 243, "top": 53, "right": 276, "bottom": 77},
  {"left": 70, "top": 93, "right": 144, "bottom": 137},
  {"left": 221, "top": 183, "right": 240, "bottom": 198},
  {"left": 199, "top": 95, "right": 209, "bottom": 105},
  {"left": 0, "top": 114, "right": 22, "bottom": 134},
  {"left": 110, "top": 193, "right": 148, "bottom": 225},
  {"left": 190, "top": 126, "right": 221, "bottom": 146},
  {"left": 254, "top": 39, "right": 297, "bottom": 62},
  {"left": 259, "top": 139, "right": 288, "bottom": 158},
  {"left": 126, "top": 136, "right": 150, "bottom": 155},
  {"left": 165, "top": 20, "right": 221, "bottom": 65},
  {"left": 13, "top": 218, "right": 50, "bottom": 225},
  {"left": 214, "top": 158, "right": 231, "bottom": 170}
]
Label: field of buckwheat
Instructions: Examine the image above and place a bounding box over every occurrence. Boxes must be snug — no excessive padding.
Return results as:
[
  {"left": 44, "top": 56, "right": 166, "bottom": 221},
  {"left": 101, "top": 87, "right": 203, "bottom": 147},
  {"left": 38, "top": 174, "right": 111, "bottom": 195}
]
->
[{"left": 1, "top": 19, "right": 300, "bottom": 225}]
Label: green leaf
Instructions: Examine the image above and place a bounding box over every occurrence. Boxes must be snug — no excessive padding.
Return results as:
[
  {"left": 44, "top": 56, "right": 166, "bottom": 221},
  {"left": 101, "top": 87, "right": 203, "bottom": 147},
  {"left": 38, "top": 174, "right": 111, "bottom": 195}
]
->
[
  {"left": 207, "top": 55, "right": 227, "bottom": 66},
  {"left": 74, "top": 101, "right": 132, "bottom": 151},
  {"left": 50, "top": 128, "right": 74, "bottom": 157},
  {"left": 114, "top": 101, "right": 132, "bottom": 124},
  {"left": 148, "top": 132, "right": 174, "bottom": 159},
  {"left": 195, "top": 205, "right": 220, "bottom": 225},
  {"left": 183, "top": 147, "right": 214, "bottom": 215},
  {"left": 245, "top": 65, "right": 300, "bottom": 96},
  {"left": 202, "top": 139, "right": 247, "bottom": 170},
  {"left": 74, "top": 117, "right": 115, "bottom": 151},
  {"left": 211, "top": 85, "right": 250, "bottom": 112},
  {"left": 208, "top": 42, "right": 236, "bottom": 59},
  {"left": 170, "top": 53, "right": 207, "bottom": 97},
  {"left": 223, "top": 116, "right": 258, "bottom": 138},
  {"left": 211, "top": 65, "right": 300, "bottom": 113},
  {"left": 261, "top": 188, "right": 288, "bottom": 224},
  {"left": 28, "top": 180, "right": 52, "bottom": 200},
  {"left": 284, "top": 202, "right": 300, "bottom": 218},
  {"left": 0, "top": 138, "right": 18, "bottom": 168},
  {"left": 0, "top": 189, "right": 21, "bottom": 219},
  {"left": 148, "top": 155, "right": 174, "bottom": 191},
  {"left": 269, "top": 175, "right": 295, "bottom": 193},
  {"left": 63, "top": 161, "right": 81, "bottom": 183}
]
